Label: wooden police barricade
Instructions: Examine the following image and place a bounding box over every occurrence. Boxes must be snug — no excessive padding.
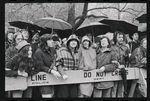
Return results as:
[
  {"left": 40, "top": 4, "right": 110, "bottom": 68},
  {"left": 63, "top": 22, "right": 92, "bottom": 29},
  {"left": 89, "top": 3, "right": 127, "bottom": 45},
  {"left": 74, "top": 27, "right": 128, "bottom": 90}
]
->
[
  {"left": 128, "top": 68, "right": 147, "bottom": 97},
  {"left": 5, "top": 76, "right": 27, "bottom": 91},
  {"left": 5, "top": 68, "right": 140, "bottom": 91}
]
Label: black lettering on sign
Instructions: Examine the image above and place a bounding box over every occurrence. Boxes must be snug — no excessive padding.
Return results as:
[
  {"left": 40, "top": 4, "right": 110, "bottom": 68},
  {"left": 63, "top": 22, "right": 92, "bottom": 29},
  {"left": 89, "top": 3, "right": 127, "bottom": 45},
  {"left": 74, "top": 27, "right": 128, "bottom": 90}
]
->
[
  {"left": 84, "top": 72, "right": 91, "bottom": 78},
  {"left": 96, "top": 72, "right": 106, "bottom": 77},
  {"left": 43, "top": 74, "right": 46, "bottom": 80},
  {"left": 126, "top": 70, "right": 128, "bottom": 75},
  {"left": 31, "top": 74, "right": 47, "bottom": 81}
]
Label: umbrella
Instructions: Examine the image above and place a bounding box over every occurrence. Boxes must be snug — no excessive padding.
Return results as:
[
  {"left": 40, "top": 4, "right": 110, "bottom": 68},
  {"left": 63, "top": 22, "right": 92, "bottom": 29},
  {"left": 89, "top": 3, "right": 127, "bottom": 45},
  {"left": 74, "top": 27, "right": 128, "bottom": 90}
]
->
[
  {"left": 138, "top": 23, "right": 147, "bottom": 32},
  {"left": 44, "top": 27, "right": 72, "bottom": 39},
  {"left": 8, "top": 21, "right": 46, "bottom": 31},
  {"left": 136, "top": 14, "right": 147, "bottom": 23},
  {"left": 33, "top": 17, "right": 72, "bottom": 34},
  {"left": 74, "top": 22, "right": 111, "bottom": 37},
  {"left": 99, "top": 19, "right": 138, "bottom": 35}
]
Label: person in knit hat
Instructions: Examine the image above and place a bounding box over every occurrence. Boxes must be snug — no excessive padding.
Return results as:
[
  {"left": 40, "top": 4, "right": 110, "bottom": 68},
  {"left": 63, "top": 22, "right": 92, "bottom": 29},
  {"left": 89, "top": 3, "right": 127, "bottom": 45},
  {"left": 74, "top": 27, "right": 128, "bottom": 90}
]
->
[
  {"left": 78, "top": 35, "right": 96, "bottom": 98},
  {"left": 5, "top": 40, "right": 48, "bottom": 98},
  {"left": 56, "top": 34, "right": 80, "bottom": 97},
  {"left": 34, "top": 33, "right": 61, "bottom": 98}
]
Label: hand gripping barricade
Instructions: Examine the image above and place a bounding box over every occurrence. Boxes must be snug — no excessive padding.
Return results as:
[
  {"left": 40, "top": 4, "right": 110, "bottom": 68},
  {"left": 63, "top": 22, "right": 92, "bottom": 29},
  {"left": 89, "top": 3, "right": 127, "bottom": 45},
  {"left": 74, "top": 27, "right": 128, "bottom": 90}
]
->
[{"left": 5, "top": 68, "right": 147, "bottom": 97}]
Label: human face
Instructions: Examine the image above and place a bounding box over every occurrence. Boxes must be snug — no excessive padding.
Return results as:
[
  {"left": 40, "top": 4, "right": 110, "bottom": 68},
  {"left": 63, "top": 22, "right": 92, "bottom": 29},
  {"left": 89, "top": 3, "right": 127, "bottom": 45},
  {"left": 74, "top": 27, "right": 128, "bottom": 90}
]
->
[
  {"left": 101, "top": 38, "right": 109, "bottom": 48},
  {"left": 15, "top": 34, "right": 23, "bottom": 45},
  {"left": 28, "top": 46, "right": 32, "bottom": 58},
  {"left": 117, "top": 34, "right": 124, "bottom": 45},
  {"left": 22, "top": 30, "right": 29, "bottom": 40},
  {"left": 7, "top": 33, "right": 13, "bottom": 41},
  {"left": 132, "top": 33, "right": 139, "bottom": 41},
  {"left": 142, "top": 39, "right": 147, "bottom": 49},
  {"left": 83, "top": 40, "right": 90, "bottom": 48},
  {"left": 69, "top": 40, "right": 77, "bottom": 48},
  {"left": 47, "top": 39, "right": 54, "bottom": 47}
]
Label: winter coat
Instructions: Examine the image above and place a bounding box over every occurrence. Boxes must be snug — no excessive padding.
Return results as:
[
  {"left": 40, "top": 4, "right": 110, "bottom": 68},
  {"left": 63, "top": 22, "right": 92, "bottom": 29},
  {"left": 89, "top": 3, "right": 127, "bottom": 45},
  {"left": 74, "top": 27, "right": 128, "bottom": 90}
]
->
[
  {"left": 5, "top": 46, "right": 18, "bottom": 64},
  {"left": 129, "top": 46, "right": 147, "bottom": 68},
  {"left": 95, "top": 48, "right": 118, "bottom": 89},
  {"left": 34, "top": 47, "right": 56, "bottom": 72},
  {"left": 5, "top": 54, "right": 42, "bottom": 77},
  {"left": 111, "top": 44, "right": 130, "bottom": 65}
]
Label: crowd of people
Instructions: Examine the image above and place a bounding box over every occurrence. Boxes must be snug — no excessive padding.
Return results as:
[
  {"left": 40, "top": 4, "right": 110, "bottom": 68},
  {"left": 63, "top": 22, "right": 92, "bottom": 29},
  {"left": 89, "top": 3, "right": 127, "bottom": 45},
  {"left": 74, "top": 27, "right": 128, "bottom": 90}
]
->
[{"left": 5, "top": 28, "right": 147, "bottom": 98}]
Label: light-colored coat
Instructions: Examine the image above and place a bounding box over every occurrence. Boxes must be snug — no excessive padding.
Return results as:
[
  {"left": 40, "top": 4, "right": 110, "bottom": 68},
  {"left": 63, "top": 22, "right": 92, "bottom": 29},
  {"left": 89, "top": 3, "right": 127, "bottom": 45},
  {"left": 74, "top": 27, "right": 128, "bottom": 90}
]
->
[{"left": 78, "top": 36, "right": 96, "bottom": 97}]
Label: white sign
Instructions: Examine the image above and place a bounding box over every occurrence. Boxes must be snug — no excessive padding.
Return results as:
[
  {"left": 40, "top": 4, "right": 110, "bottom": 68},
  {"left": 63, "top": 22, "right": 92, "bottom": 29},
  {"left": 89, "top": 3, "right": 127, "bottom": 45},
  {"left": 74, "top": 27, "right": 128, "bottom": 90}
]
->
[{"left": 5, "top": 68, "right": 146, "bottom": 91}]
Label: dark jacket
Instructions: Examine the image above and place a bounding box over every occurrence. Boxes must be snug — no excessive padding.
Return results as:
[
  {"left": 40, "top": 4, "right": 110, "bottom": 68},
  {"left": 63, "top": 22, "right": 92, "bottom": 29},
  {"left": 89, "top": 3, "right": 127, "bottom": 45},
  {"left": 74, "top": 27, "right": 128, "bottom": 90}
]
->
[
  {"left": 34, "top": 47, "right": 56, "bottom": 72},
  {"left": 111, "top": 44, "right": 130, "bottom": 65},
  {"left": 129, "top": 46, "right": 147, "bottom": 68},
  {"left": 95, "top": 48, "right": 118, "bottom": 89},
  {"left": 5, "top": 46, "right": 18, "bottom": 64},
  {"left": 129, "top": 40, "right": 140, "bottom": 53},
  {"left": 5, "top": 54, "right": 42, "bottom": 77}
]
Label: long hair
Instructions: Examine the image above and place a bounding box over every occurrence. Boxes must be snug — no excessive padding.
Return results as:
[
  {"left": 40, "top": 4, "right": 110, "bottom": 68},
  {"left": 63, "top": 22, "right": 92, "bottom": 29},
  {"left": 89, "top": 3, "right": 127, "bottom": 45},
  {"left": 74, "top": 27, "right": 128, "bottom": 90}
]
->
[
  {"left": 113, "top": 31, "right": 126, "bottom": 45},
  {"left": 17, "top": 45, "right": 36, "bottom": 72},
  {"left": 39, "top": 34, "right": 52, "bottom": 51},
  {"left": 12, "top": 32, "right": 24, "bottom": 46}
]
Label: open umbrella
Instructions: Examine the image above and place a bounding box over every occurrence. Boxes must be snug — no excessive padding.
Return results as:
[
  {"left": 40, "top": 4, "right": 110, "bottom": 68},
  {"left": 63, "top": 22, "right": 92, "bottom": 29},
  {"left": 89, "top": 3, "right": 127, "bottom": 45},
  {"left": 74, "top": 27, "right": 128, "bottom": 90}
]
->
[
  {"left": 44, "top": 27, "right": 72, "bottom": 39},
  {"left": 33, "top": 17, "right": 72, "bottom": 34},
  {"left": 99, "top": 19, "right": 138, "bottom": 35},
  {"left": 136, "top": 14, "right": 147, "bottom": 23},
  {"left": 8, "top": 21, "right": 46, "bottom": 31},
  {"left": 74, "top": 22, "right": 111, "bottom": 37}
]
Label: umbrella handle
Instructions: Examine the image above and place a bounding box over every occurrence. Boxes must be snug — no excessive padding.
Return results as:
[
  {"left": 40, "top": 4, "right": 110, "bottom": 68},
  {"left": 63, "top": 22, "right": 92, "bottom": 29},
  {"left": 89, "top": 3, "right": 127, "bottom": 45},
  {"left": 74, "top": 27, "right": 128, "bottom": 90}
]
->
[{"left": 92, "top": 26, "right": 95, "bottom": 42}]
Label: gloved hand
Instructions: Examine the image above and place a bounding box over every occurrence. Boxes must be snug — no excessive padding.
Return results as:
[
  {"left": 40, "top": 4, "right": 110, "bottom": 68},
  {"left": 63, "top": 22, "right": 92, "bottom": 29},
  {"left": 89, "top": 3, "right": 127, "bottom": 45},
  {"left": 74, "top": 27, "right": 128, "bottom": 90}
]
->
[
  {"left": 51, "top": 69, "right": 61, "bottom": 79},
  {"left": 62, "top": 75, "right": 68, "bottom": 80}
]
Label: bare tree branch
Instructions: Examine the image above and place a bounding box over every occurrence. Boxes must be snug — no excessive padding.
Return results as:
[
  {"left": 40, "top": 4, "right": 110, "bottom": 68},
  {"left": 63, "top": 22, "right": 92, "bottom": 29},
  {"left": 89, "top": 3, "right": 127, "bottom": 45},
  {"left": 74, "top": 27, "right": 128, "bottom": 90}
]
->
[
  {"left": 86, "top": 14, "right": 108, "bottom": 19},
  {"left": 87, "top": 7, "right": 121, "bottom": 12},
  {"left": 14, "top": 3, "right": 31, "bottom": 13},
  {"left": 40, "top": 4, "right": 53, "bottom": 17},
  {"left": 123, "top": 8, "right": 143, "bottom": 12},
  {"left": 120, "top": 3, "right": 127, "bottom": 12}
]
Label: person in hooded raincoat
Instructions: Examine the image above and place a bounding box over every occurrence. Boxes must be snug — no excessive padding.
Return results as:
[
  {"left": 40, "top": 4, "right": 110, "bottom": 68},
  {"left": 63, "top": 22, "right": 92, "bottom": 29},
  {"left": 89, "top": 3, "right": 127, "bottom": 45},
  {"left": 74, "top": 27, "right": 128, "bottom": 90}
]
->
[
  {"left": 78, "top": 35, "right": 96, "bottom": 97},
  {"left": 56, "top": 34, "right": 80, "bottom": 97},
  {"left": 93, "top": 36, "right": 118, "bottom": 98}
]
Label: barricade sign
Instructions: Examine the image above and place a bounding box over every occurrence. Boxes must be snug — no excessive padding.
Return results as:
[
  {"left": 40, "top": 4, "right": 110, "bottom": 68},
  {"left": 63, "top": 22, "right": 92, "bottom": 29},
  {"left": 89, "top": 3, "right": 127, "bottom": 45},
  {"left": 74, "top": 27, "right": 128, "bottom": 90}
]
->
[
  {"left": 5, "top": 76, "right": 27, "bottom": 91},
  {"left": 27, "top": 68, "right": 139, "bottom": 86},
  {"left": 5, "top": 68, "right": 143, "bottom": 91}
]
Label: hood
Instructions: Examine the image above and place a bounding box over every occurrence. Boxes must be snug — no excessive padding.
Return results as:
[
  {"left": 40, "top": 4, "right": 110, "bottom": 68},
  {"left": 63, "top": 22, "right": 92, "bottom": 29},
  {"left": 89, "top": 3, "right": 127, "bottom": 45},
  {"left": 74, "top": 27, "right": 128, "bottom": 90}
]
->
[
  {"left": 66, "top": 34, "right": 80, "bottom": 49},
  {"left": 82, "top": 35, "right": 92, "bottom": 47}
]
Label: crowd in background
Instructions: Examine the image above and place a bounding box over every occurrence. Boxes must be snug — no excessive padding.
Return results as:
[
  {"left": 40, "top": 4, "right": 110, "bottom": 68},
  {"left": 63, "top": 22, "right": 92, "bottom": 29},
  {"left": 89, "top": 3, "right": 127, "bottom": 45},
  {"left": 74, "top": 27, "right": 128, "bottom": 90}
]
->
[{"left": 5, "top": 28, "right": 147, "bottom": 98}]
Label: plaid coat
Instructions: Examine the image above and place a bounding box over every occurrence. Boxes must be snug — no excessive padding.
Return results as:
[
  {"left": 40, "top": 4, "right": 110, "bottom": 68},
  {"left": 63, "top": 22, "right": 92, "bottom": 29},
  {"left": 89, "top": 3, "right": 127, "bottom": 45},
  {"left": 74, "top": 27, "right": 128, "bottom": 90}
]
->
[{"left": 56, "top": 47, "right": 79, "bottom": 71}]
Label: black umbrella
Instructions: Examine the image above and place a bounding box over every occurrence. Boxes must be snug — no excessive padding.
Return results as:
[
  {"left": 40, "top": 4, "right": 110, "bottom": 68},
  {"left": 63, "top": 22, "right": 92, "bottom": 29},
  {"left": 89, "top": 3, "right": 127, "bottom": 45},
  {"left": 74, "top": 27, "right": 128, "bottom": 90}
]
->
[
  {"left": 74, "top": 22, "right": 111, "bottom": 37},
  {"left": 9, "top": 21, "right": 46, "bottom": 32},
  {"left": 99, "top": 19, "right": 138, "bottom": 35},
  {"left": 136, "top": 14, "right": 147, "bottom": 23}
]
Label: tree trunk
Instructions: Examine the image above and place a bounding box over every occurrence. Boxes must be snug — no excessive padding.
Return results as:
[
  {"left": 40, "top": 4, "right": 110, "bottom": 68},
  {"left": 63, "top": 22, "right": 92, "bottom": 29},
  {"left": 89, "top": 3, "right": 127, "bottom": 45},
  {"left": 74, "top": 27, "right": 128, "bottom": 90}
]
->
[
  {"left": 73, "top": 3, "right": 88, "bottom": 33},
  {"left": 67, "top": 3, "right": 75, "bottom": 33}
]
